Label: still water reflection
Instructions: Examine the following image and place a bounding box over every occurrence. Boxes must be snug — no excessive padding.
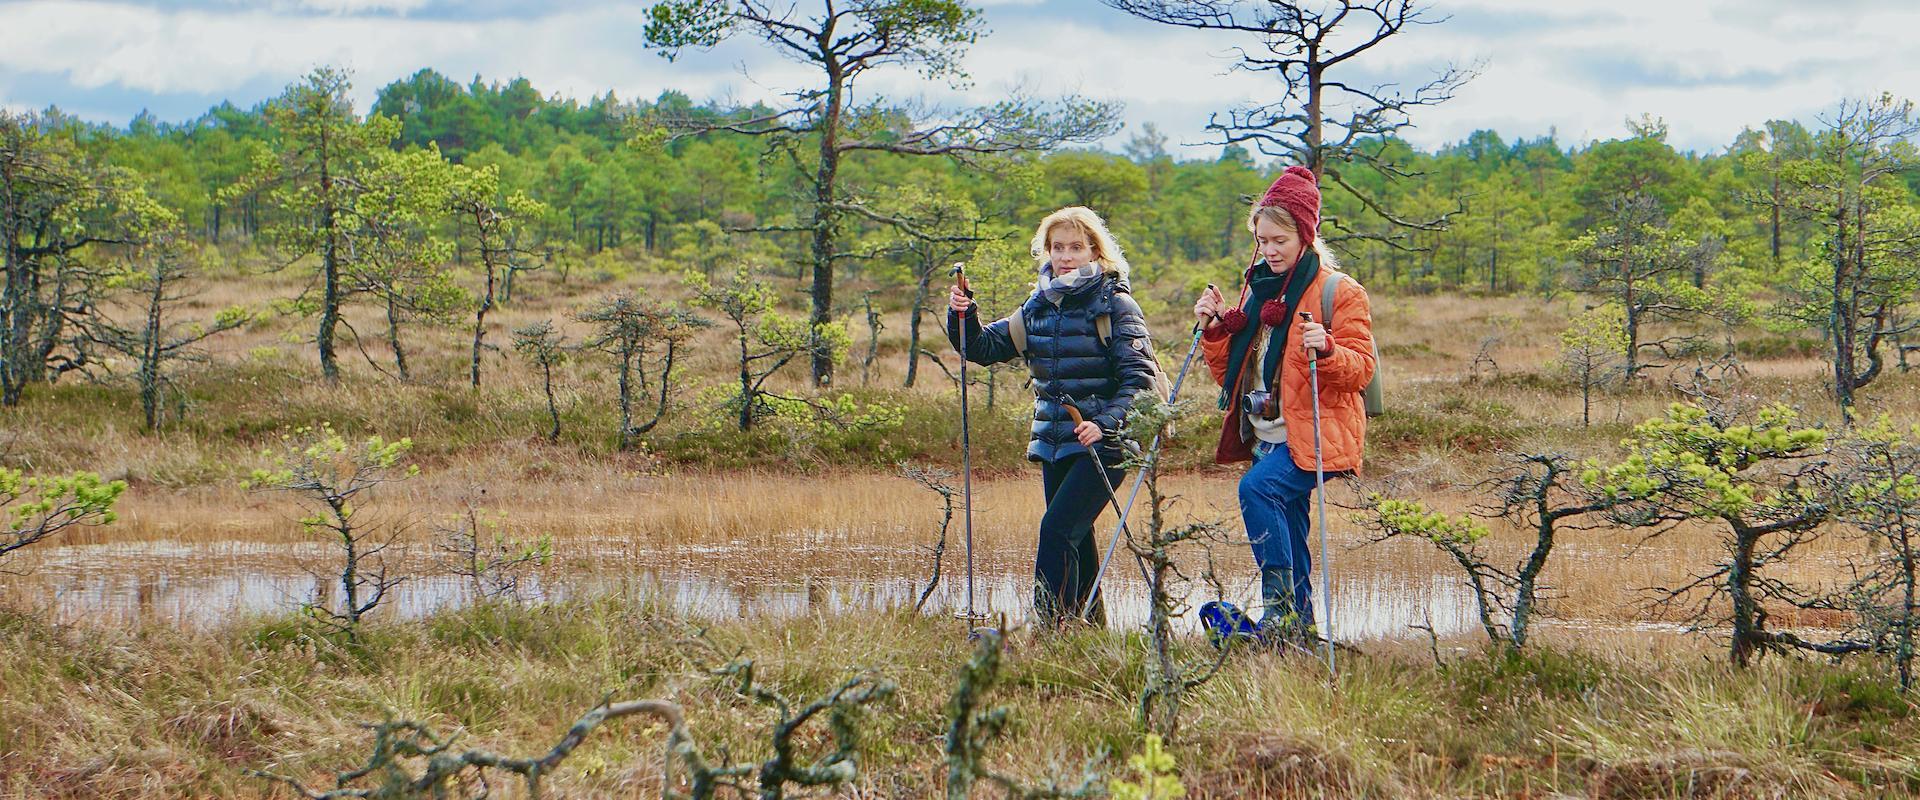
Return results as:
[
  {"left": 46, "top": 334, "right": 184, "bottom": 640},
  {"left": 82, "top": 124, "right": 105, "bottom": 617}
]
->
[{"left": 4, "top": 538, "right": 1484, "bottom": 640}]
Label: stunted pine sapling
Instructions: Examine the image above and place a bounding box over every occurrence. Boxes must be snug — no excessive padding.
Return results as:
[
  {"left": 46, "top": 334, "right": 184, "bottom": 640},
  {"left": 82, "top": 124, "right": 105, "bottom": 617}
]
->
[
  {"left": 348, "top": 145, "right": 462, "bottom": 383},
  {"left": 512, "top": 320, "right": 569, "bottom": 443},
  {"left": 244, "top": 424, "right": 419, "bottom": 631},
  {"left": 1834, "top": 417, "right": 1920, "bottom": 690},
  {"left": 686, "top": 265, "right": 847, "bottom": 431},
  {"left": 0, "top": 468, "right": 126, "bottom": 562},
  {"left": 1586, "top": 403, "right": 1835, "bottom": 667},
  {"left": 225, "top": 67, "right": 395, "bottom": 384},
  {"left": 447, "top": 163, "right": 545, "bottom": 389},
  {"left": 1559, "top": 303, "right": 1627, "bottom": 427},
  {"left": 1360, "top": 452, "right": 1624, "bottom": 650},
  {"left": 577, "top": 292, "right": 708, "bottom": 449},
  {"left": 1569, "top": 194, "right": 1745, "bottom": 379}
]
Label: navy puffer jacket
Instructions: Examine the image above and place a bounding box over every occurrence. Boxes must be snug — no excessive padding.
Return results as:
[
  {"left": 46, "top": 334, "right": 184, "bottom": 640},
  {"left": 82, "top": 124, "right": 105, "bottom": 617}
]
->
[{"left": 947, "top": 270, "right": 1156, "bottom": 464}]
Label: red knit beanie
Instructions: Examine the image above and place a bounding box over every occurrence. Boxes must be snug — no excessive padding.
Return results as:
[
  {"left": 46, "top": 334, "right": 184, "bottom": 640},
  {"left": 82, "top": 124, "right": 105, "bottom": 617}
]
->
[{"left": 1258, "top": 165, "right": 1321, "bottom": 248}]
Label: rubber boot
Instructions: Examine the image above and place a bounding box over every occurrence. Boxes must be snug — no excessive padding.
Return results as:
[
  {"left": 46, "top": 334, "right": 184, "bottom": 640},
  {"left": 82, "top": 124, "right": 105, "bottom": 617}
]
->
[{"left": 1256, "top": 567, "right": 1303, "bottom": 647}]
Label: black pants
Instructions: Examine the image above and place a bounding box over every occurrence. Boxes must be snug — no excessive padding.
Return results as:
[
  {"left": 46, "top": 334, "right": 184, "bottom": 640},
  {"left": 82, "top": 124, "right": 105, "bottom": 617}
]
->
[{"left": 1035, "top": 453, "right": 1124, "bottom": 626}]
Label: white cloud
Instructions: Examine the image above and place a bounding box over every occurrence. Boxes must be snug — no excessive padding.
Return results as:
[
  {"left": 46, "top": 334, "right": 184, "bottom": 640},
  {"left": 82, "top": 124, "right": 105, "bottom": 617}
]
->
[
  {"left": 291, "top": 0, "right": 433, "bottom": 12},
  {"left": 2, "top": 0, "right": 1918, "bottom": 157}
]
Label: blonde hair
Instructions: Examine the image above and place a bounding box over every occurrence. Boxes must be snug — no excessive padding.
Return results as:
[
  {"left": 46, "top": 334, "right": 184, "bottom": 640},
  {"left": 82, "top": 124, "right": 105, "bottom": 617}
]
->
[
  {"left": 1030, "top": 206, "right": 1129, "bottom": 277},
  {"left": 1247, "top": 205, "right": 1340, "bottom": 270}
]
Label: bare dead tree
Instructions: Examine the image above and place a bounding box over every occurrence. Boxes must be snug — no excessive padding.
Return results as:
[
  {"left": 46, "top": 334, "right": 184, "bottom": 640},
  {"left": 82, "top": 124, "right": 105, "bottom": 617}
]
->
[
  {"left": 435, "top": 489, "right": 552, "bottom": 603},
  {"left": 1119, "top": 397, "right": 1237, "bottom": 741},
  {"left": 74, "top": 235, "right": 251, "bottom": 430},
  {"left": 1101, "top": 0, "right": 1475, "bottom": 247},
  {"left": 900, "top": 462, "right": 958, "bottom": 613},
  {"left": 252, "top": 698, "right": 723, "bottom": 800}
]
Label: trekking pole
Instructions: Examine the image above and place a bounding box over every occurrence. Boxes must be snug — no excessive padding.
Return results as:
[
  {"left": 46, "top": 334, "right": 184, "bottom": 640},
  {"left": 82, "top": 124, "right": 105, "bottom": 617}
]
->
[
  {"left": 1301, "top": 311, "right": 1335, "bottom": 675},
  {"left": 1059, "top": 398, "right": 1152, "bottom": 605},
  {"left": 1080, "top": 291, "right": 1215, "bottom": 622},
  {"left": 951, "top": 263, "right": 982, "bottom": 628}
]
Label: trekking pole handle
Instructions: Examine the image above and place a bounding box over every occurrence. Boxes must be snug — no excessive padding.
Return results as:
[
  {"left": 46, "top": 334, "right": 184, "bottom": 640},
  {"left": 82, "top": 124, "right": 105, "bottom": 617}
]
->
[
  {"left": 1193, "top": 283, "right": 1218, "bottom": 334},
  {"left": 1299, "top": 311, "right": 1320, "bottom": 359},
  {"left": 950, "top": 262, "right": 973, "bottom": 316}
]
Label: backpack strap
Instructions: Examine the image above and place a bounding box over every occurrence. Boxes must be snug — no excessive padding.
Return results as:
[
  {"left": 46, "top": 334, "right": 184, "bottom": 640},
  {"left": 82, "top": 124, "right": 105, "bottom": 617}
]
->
[
  {"left": 1095, "top": 314, "right": 1112, "bottom": 347},
  {"left": 1007, "top": 309, "right": 1028, "bottom": 354},
  {"left": 1321, "top": 270, "right": 1343, "bottom": 329}
]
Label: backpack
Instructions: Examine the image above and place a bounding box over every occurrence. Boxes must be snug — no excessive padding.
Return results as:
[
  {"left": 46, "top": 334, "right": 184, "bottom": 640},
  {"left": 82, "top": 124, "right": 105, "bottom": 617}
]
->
[
  {"left": 1321, "top": 271, "right": 1386, "bottom": 417},
  {"left": 1006, "top": 296, "right": 1176, "bottom": 411}
]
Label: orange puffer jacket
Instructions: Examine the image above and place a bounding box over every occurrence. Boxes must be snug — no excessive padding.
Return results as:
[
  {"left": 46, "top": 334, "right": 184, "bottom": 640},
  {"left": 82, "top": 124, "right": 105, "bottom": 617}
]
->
[{"left": 1200, "top": 263, "right": 1375, "bottom": 472}]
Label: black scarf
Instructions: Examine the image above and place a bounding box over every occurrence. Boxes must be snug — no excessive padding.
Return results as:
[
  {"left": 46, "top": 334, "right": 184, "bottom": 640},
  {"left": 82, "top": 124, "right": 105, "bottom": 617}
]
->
[{"left": 1218, "top": 249, "right": 1320, "bottom": 410}]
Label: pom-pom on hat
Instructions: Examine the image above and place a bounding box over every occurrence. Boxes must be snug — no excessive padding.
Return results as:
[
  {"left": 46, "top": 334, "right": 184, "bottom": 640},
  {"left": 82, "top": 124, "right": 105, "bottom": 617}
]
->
[
  {"left": 1257, "top": 165, "right": 1322, "bottom": 248},
  {"left": 1219, "top": 306, "right": 1249, "bottom": 334}
]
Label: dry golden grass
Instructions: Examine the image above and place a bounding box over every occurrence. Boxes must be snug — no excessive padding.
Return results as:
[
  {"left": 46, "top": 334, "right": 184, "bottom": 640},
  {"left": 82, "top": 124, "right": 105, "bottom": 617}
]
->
[
  {"left": 9, "top": 256, "right": 1920, "bottom": 643},
  {"left": 3, "top": 599, "right": 1916, "bottom": 799}
]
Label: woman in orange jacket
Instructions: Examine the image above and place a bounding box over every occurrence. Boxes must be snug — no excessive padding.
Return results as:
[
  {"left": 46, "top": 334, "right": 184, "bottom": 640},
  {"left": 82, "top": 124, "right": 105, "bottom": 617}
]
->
[{"left": 1192, "top": 166, "right": 1376, "bottom": 644}]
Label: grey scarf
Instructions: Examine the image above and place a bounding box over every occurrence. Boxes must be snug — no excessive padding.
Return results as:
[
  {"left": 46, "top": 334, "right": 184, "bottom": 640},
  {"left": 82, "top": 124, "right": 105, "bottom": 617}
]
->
[{"left": 1038, "top": 262, "right": 1102, "bottom": 305}]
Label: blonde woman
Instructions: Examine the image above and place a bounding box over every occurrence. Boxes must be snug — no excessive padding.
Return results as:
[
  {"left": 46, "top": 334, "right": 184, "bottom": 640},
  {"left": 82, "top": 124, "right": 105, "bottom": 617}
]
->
[
  {"left": 946, "top": 207, "right": 1156, "bottom": 627},
  {"left": 1193, "top": 167, "right": 1376, "bottom": 645}
]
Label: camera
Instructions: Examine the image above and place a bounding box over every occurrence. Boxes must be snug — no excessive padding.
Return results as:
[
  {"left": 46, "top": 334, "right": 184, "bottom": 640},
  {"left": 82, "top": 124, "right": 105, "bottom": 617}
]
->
[{"left": 1242, "top": 389, "right": 1281, "bottom": 421}]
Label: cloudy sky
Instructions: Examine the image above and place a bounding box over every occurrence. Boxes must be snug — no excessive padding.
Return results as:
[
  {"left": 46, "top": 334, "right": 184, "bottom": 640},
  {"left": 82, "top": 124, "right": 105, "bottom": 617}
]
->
[{"left": 2, "top": 0, "right": 1915, "bottom": 158}]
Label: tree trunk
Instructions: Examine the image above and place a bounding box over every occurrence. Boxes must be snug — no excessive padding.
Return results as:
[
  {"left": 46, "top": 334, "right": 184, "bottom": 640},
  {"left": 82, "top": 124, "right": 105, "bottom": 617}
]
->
[
  {"left": 140, "top": 266, "right": 163, "bottom": 431},
  {"left": 862, "top": 292, "right": 879, "bottom": 387},
  {"left": 904, "top": 273, "right": 930, "bottom": 388},
  {"left": 808, "top": 71, "right": 845, "bottom": 388},
  {"left": 1769, "top": 173, "right": 1782, "bottom": 263},
  {"left": 632, "top": 339, "right": 679, "bottom": 437},
  {"left": 1830, "top": 201, "right": 1854, "bottom": 418},
  {"left": 617, "top": 348, "right": 635, "bottom": 450},
  {"left": 318, "top": 131, "right": 341, "bottom": 383},
  {"left": 470, "top": 242, "right": 496, "bottom": 389},
  {"left": 738, "top": 328, "right": 754, "bottom": 431},
  {"left": 1729, "top": 527, "right": 1760, "bottom": 668},
  {"left": 1580, "top": 373, "right": 1592, "bottom": 427},
  {"left": 337, "top": 505, "right": 361, "bottom": 626},
  {"left": 1895, "top": 471, "right": 1917, "bottom": 692},
  {"left": 1510, "top": 500, "right": 1563, "bottom": 650},
  {"left": 386, "top": 293, "right": 409, "bottom": 382},
  {"left": 542, "top": 362, "right": 560, "bottom": 443},
  {"left": 1621, "top": 252, "right": 1639, "bottom": 379}
]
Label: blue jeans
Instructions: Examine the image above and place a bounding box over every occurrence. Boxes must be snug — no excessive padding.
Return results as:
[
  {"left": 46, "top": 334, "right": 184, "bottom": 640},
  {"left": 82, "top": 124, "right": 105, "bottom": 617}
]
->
[{"left": 1238, "top": 441, "right": 1318, "bottom": 627}]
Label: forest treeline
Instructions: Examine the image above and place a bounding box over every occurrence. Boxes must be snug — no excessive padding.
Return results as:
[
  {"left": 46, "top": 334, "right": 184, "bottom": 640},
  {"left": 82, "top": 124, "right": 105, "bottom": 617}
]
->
[
  {"left": 5, "top": 51, "right": 1918, "bottom": 415},
  {"left": 30, "top": 66, "right": 1914, "bottom": 291}
]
